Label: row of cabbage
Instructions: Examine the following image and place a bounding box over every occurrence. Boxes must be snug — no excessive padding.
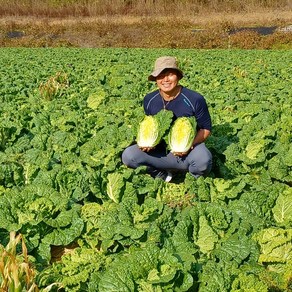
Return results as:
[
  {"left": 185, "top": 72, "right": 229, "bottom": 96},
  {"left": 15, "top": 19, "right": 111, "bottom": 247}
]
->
[{"left": 0, "top": 48, "right": 291, "bottom": 291}]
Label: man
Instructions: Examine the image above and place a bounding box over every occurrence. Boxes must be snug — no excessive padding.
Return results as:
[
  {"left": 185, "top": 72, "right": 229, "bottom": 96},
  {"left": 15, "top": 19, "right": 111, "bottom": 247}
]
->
[{"left": 122, "top": 56, "right": 212, "bottom": 182}]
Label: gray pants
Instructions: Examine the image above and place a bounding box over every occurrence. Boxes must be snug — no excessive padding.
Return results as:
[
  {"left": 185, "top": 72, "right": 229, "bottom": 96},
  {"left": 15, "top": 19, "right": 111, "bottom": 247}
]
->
[{"left": 122, "top": 143, "right": 212, "bottom": 178}]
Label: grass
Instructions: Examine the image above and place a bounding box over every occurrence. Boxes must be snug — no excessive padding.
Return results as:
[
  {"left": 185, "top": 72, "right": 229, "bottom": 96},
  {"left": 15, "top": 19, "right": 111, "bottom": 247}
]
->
[
  {"left": 0, "top": 0, "right": 291, "bottom": 48},
  {"left": 0, "top": 232, "right": 38, "bottom": 291},
  {"left": 0, "top": 0, "right": 291, "bottom": 17}
]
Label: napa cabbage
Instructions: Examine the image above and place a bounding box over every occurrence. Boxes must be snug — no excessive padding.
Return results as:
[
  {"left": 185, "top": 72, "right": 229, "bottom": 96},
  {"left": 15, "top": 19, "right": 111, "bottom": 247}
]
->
[
  {"left": 168, "top": 117, "right": 195, "bottom": 153},
  {"left": 136, "top": 110, "right": 173, "bottom": 148}
]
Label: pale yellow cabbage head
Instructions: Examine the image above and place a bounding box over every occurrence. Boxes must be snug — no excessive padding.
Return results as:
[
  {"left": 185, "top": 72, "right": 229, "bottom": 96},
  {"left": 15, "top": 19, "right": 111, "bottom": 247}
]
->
[
  {"left": 168, "top": 117, "right": 195, "bottom": 153},
  {"left": 137, "top": 115, "right": 160, "bottom": 148}
]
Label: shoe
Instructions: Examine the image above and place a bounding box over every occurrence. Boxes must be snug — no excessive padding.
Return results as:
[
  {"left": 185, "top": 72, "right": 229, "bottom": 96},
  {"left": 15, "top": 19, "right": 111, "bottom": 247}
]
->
[
  {"left": 164, "top": 172, "right": 173, "bottom": 182},
  {"left": 149, "top": 169, "right": 173, "bottom": 182},
  {"left": 146, "top": 167, "right": 173, "bottom": 182}
]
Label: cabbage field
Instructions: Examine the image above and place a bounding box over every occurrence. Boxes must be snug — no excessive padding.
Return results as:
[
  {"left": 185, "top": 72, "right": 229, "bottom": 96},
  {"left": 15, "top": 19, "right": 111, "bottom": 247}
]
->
[{"left": 0, "top": 48, "right": 291, "bottom": 291}]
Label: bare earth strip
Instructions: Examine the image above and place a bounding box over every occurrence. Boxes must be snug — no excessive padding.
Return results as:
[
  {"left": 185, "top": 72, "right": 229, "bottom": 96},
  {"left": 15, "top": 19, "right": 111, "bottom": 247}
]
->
[{"left": 1, "top": 10, "right": 292, "bottom": 25}]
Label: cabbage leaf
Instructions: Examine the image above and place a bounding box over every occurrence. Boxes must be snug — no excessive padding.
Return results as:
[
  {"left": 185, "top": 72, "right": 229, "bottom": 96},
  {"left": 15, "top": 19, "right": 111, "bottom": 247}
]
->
[
  {"left": 255, "top": 228, "right": 292, "bottom": 264},
  {"left": 272, "top": 188, "right": 292, "bottom": 226}
]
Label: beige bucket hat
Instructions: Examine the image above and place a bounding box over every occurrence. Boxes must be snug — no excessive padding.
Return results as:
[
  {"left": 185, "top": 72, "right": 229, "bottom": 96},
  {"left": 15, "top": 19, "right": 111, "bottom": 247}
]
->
[{"left": 148, "top": 56, "right": 184, "bottom": 81}]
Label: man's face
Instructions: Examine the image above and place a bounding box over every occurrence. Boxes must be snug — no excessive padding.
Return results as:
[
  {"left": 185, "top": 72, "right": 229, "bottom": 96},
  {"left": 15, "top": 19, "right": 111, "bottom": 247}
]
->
[{"left": 156, "top": 69, "right": 180, "bottom": 94}]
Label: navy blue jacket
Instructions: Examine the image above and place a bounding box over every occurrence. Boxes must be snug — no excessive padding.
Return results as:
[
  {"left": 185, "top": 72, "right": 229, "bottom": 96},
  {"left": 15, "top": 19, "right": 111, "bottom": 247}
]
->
[{"left": 143, "top": 86, "right": 212, "bottom": 131}]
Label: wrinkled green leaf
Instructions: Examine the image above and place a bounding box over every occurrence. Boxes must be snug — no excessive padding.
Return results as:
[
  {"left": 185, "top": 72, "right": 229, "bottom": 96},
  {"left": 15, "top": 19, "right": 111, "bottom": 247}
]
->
[{"left": 272, "top": 188, "right": 292, "bottom": 226}]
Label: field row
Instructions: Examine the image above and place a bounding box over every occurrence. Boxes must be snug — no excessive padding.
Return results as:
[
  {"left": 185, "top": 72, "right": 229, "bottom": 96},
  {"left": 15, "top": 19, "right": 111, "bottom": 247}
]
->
[{"left": 0, "top": 48, "right": 291, "bottom": 291}]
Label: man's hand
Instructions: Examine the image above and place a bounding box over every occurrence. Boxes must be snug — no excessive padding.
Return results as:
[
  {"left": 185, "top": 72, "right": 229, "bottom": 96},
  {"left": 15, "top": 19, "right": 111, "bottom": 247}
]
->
[
  {"left": 172, "top": 151, "right": 188, "bottom": 157},
  {"left": 172, "top": 144, "right": 196, "bottom": 157},
  {"left": 140, "top": 147, "right": 154, "bottom": 152}
]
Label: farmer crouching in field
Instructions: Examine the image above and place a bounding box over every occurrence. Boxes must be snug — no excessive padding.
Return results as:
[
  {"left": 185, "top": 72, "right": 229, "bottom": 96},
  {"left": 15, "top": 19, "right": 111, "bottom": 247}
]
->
[{"left": 122, "top": 56, "right": 212, "bottom": 182}]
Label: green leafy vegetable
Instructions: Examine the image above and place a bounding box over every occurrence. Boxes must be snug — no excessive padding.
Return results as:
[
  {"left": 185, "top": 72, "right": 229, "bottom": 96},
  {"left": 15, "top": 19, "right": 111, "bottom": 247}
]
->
[
  {"left": 0, "top": 48, "right": 291, "bottom": 292},
  {"left": 168, "top": 117, "right": 195, "bottom": 153},
  {"left": 107, "top": 172, "right": 125, "bottom": 203},
  {"left": 195, "top": 215, "right": 218, "bottom": 254},
  {"left": 136, "top": 110, "right": 173, "bottom": 148},
  {"left": 255, "top": 228, "right": 292, "bottom": 264},
  {"left": 272, "top": 188, "right": 292, "bottom": 226}
]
